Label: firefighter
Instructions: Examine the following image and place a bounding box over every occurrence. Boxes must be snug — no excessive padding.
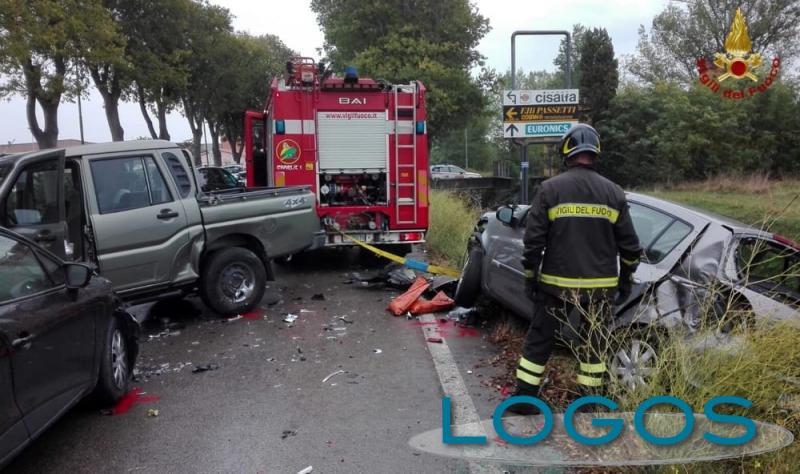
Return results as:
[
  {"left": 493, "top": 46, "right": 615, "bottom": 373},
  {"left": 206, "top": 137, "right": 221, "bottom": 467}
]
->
[{"left": 507, "top": 123, "right": 642, "bottom": 415}]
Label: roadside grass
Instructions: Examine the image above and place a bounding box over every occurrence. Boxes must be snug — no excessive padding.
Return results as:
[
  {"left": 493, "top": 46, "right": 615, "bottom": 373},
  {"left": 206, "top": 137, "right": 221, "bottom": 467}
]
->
[
  {"left": 605, "top": 321, "right": 800, "bottom": 473},
  {"left": 427, "top": 190, "right": 482, "bottom": 269},
  {"left": 647, "top": 176, "right": 800, "bottom": 240}
]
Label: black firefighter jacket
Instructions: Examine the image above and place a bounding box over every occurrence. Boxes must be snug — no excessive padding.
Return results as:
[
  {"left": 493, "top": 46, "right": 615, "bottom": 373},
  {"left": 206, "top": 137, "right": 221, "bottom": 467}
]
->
[{"left": 522, "top": 165, "right": 642, "bottom": 299}]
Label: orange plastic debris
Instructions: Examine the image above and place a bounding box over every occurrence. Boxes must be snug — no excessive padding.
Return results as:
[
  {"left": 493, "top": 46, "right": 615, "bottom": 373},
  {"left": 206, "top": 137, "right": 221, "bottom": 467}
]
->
[
  {"left": 387, "top": 276, "right": 430, "bottom": 316},
  {"left": 408, "top": 291, "right": 455, "bottom": 315}
]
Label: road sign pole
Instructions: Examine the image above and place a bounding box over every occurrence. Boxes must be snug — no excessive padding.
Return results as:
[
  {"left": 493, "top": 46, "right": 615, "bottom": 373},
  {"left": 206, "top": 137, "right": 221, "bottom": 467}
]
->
[
  {"left": 510, "top": 30, "right": 572, "bottom": 204},
  {"left": 521, "top": 145, "right": 529, "bottom": 204}
]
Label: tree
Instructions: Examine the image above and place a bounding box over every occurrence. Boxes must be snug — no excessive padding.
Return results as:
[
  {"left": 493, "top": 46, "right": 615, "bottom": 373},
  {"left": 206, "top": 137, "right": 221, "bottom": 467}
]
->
[
  {"left": 554, "top": 24, "right": 587, "bottom": 88},
  {"left": 0, "top": 0, "right": 120, "bottom": 148},
  {"left": 84, "top": 0, "right": 142, "bottom": 141},
  {"left": 578, "top": 28, "right": 618, "bottom": 123},
  {"left": 211, "top": 34, "right": 294, "bottom": 164},
  {"left": 180, "top": 1, "right": 233, "bottom": 165},
  {"left": 310, "top": 0, "right": 490, "bottom": 139},
  {"left": 629, "top": 1, "right": 800, "bottom": 84},
  {"left": 125, "top": 0, "right": 191, "bottom": 141}
]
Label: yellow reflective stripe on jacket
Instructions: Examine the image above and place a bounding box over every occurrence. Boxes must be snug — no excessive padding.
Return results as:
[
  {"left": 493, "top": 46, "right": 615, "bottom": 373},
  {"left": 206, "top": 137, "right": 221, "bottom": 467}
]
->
[
  {"left": 519, "top": 357, "right": 545, "bottom": 374},
  {"left": 547, "top": 203, "right": 619, "bottom": 223},
  {"left": 516, "top": 369, "right": 541, "bottom": 386},
  {"left": 576, "top": 374, "right": 603, "bottom": 387},
  {"left": 579, "top": 362, "right": 607, "bottom": 373},
  {"left": 621, "top": 257, "right": 640, "bottom": 266},
  {"left": 539, "top": 273, "right": 619, "bottom": 288}
]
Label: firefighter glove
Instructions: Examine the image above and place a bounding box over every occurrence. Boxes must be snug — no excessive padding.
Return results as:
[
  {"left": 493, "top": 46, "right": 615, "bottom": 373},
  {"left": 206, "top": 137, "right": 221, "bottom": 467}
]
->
[
  {"left": 524, "top": 269, "right": 538, "bottom": 301},
  {"left": 615, "top": 271, "right": 633, "bottom": 306}
]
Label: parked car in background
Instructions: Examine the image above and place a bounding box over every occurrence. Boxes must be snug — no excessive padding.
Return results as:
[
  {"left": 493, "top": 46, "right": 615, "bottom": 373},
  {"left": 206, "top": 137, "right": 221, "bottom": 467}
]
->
[
  {"left": 430, "top": 164, "right": 481, "bottom": 181},
  {"left": 222, "top": 164, "right": 246, "bottom": 182},
  {"left": 197, "top": 166, "right": 244, "bottom": 192},
  {"left": 454, "top": 192, "right": 799, "bottom": 389},
  {"left": 0, "top": 140, "right": 324, "bottom": 315},
  {"left": 0, "top": 227, "right": 139, "bottom": 468}
]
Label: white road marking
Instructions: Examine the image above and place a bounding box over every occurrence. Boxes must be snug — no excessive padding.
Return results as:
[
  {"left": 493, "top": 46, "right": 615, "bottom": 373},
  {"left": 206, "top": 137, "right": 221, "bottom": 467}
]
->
[{"left": 419, "top": 313, "right": 501, "bottom": 474}]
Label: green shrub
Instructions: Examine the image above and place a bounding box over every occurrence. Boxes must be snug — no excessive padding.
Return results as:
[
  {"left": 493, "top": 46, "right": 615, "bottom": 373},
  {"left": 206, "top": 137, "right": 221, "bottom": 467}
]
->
[{"left": 427, "top": 190, "right": 481, "bottom": 268}]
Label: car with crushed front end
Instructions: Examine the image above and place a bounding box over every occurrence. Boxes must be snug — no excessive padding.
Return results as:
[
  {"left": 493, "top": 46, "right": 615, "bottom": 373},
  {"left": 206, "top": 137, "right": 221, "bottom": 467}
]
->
[
  {"left": 454, "top": 192, "right": 799, "bottom": 389},
  {"left": 0, "top": 140, "right": 325, "bottom": 316},
  {"left": 0, "top": 227, "right": 139, "bottom": 468}
]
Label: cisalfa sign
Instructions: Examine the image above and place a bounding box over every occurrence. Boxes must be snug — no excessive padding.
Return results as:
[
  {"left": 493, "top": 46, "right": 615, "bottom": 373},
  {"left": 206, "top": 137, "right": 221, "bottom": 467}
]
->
[{"left": 502, "top": 89, "right": 580, "bottom": 139}]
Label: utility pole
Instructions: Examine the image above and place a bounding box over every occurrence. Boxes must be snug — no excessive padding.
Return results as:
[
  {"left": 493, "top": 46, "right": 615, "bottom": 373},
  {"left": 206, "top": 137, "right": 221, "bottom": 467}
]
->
[
  {"left": 464, "top": 127, "right": 468, "bottom": 170},
  {"left": 76, "top": 63, "right": 85, "bottom": 144}
]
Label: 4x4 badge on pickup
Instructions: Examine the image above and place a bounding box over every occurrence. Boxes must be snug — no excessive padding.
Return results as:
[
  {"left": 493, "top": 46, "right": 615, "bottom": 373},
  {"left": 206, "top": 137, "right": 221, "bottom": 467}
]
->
[{"left": 284, "top": 196, "right": 307, "bottom": 209}]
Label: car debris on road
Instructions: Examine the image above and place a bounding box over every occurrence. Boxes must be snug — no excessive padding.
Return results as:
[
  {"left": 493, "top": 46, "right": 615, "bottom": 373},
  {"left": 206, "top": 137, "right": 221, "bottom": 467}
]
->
[
  {"left": 283, "top": 314, "right": 299, "bottom": 323},
  {"left": 322, "top": 370, "right": 347, "bottom": 383},
  {"left": 192, "top": 363, "right": 220, "bottom": 374}
]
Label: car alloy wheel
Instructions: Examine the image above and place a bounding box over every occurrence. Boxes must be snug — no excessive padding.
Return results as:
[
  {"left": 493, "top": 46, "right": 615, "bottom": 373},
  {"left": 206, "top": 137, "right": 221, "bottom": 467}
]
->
[
  {"left": 110, "top": 329, "right": 128, "bottom": 390},
  {"left": 220, "top": 262, "right": 256, "bottom": 304},
  {"left": 611, "top": 338, "right": 658, "bottom": 390}
]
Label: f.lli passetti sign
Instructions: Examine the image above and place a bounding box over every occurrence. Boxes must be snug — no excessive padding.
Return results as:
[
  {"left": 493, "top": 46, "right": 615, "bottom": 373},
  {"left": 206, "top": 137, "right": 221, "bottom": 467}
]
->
[{"left": 696, "top": 8, "right": 780, "bottom": 100}]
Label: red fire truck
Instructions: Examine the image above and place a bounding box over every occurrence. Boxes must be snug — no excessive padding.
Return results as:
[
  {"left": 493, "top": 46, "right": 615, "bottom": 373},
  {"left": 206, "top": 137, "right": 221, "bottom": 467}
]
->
[{"left": 243, "top": 57, "right": 429, "bottom": 248}]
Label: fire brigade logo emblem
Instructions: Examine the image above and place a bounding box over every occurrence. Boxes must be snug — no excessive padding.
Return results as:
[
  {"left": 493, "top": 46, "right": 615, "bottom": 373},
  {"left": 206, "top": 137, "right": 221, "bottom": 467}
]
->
[
  {"left": 714, "top": 8, "right": 761, "bottom": 81},
  {"left": 276, "top": 139, "right": 301, "bottom": 164},
  {"left": 696, "top": 7, "right": 780, "bottom": 100}
]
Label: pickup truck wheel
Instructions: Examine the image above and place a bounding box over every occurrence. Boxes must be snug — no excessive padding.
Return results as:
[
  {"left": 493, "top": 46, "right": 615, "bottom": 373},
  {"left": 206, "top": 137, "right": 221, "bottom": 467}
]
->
[
  {"left": 92, "top": 316, "right": 131, "bottom": 406},
  {"left": 201, "top": 247, "right": 266, "bottom": 315},
  {"left": 454, "top": 247, "right": 483, "bottom": 307}
]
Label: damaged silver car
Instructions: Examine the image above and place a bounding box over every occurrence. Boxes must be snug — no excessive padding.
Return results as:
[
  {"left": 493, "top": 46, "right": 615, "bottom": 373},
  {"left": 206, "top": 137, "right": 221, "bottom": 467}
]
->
[{"left": 454, "top": 192, "right": 800, "bottom": 388}]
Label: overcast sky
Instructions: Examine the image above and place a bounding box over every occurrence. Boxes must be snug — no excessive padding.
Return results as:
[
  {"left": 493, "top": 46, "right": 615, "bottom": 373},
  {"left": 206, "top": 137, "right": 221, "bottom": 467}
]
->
[{"left": 0, "top": 0, "right": 667, "bottom": 146}]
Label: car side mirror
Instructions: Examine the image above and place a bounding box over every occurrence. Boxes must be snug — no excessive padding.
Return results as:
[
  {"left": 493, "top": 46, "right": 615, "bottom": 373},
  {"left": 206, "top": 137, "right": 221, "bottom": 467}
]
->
[
  {"left": 496, "top": 206, "right": 515, "bottom": 226},
  {"left": 64, "top": 263, "right": 92, "bottom": 289}
]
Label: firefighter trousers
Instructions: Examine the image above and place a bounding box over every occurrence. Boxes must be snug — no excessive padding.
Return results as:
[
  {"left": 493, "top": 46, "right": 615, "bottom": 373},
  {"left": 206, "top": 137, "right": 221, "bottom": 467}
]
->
[{"left": 516, "top": 291, "right": 612, "bottom": 395}]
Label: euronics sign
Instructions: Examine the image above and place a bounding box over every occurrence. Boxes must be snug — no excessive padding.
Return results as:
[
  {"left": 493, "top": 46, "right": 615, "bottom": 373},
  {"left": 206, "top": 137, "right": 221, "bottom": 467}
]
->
[{"left": 504, "top": 121, "right": 575, "bottom": 139}]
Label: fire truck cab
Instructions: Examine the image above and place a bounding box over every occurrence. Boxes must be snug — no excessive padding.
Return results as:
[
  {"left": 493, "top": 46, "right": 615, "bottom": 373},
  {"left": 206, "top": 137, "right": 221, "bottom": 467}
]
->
[{"left": 244, "top": 58, "right": 429, "bottom": 248}]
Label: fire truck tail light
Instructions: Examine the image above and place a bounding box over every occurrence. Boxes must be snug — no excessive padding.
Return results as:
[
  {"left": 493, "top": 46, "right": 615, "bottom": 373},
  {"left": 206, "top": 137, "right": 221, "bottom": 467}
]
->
[
  {"left": 400, "top": 232, "right": 422, "bottom": 241},
  {"left": 275, "top": 120, "right": 286, "bottom": 134},
  {"left": 416, "top": 121, "right": 426, "bottom": 134}
]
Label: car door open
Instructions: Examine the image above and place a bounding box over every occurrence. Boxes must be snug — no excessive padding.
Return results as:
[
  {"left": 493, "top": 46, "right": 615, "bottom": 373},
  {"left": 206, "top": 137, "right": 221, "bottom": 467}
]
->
[{"left": 1, "top": 150, "right": 69, "bottom": 259}]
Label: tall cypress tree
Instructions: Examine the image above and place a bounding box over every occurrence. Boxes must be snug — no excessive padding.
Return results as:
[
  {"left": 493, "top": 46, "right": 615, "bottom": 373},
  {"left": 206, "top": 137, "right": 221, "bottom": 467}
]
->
[{"left": 578, "top": 28, "right": 618, "bottom": 124}]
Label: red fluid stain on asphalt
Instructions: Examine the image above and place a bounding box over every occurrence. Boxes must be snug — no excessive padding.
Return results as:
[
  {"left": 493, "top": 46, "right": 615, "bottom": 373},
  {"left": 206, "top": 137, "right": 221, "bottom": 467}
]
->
[
  {"left": 242, "top": 310, "right": 263, "bottom": 320},
  {"left": 405, "top": 320, "right": 481, "bottom": 339},
  {"left": 112, "top": 387, "right": 160, "bottom": 415},
  {"left": 492, "top": 436, "right": 508, "bottom": 446}
]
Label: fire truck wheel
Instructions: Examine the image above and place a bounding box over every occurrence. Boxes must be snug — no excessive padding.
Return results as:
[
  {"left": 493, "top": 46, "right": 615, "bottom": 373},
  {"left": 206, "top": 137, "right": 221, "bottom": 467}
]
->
[
  {"left": 200, "top": 247, "right": 266, "bottom": 315},
  {"left": 454, "top": 247, "right": 483, "bottom": 307}
]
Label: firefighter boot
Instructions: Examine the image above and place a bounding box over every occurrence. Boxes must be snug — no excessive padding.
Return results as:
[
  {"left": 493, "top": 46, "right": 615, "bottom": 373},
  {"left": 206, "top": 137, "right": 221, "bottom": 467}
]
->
[
  {"left": 505, "top": 356, "right": 547, "bottom": 416},
  {"left": 574, "top": 360, "right": 608, "bottom": 413}
]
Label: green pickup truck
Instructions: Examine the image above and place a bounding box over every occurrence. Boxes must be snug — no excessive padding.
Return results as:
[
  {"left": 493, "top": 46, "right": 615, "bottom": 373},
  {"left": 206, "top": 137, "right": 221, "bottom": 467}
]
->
[{"left": 0, "top": 140, "right": 323, "bottom": 314}]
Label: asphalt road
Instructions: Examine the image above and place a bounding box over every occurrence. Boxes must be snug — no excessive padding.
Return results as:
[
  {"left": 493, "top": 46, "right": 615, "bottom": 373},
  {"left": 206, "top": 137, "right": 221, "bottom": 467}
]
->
[{"left": 4, "top": 248, "right": 516, "bottom": 474}]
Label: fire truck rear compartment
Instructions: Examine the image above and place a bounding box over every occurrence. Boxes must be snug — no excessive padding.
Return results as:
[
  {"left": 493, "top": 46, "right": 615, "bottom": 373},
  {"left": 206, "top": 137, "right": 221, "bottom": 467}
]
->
[{"left": 319, "top": 172, "right": 387, "bottom": 206}]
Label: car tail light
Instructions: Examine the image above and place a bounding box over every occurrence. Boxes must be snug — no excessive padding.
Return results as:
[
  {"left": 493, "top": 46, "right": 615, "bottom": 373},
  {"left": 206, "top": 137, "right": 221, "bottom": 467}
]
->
[
  {"left": 774, "top": 234, "right": 800, "bottom": 250},
  {"left": 400, "top": 232, "right": 422, "bottom": 241}
]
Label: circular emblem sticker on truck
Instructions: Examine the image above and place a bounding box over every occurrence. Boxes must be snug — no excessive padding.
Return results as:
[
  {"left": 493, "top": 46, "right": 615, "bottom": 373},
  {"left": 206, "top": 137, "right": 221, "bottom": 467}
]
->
[{"left": 276, "top": 139, "right": 301, "bottom": 164}]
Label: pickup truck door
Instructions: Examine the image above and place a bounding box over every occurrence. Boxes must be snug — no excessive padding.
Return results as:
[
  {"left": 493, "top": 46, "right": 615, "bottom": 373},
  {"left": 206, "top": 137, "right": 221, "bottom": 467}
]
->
[
  {"left": 0, "top": 151, "right": 69, "bottom": 259},
  {"left": 82, "top": 153, "right": 191, "bottom": 293},
  {"left": 0, "top": 321, "right": 27, "bottom": 465},
  {"left": 0, "top": 233, "right": 95, "bottom": 438}
]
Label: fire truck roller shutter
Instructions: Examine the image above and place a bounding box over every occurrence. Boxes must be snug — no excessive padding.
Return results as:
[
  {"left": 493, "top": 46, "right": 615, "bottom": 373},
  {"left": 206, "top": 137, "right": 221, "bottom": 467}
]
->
[{"left": 317, "top": 112, "right": 388, "bottom": 172}]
